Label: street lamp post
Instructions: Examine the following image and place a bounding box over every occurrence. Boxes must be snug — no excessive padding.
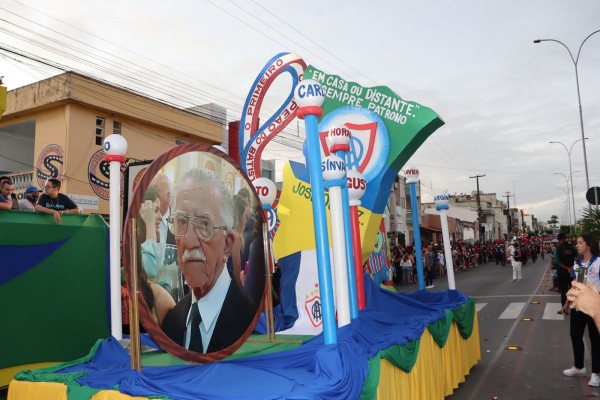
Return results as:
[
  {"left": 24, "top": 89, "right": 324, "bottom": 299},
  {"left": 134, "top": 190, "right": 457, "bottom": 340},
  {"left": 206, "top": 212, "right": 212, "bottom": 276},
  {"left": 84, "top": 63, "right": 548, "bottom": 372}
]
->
[
  {"left": 535, "top": 30, "right": 600, "bottom": 205},
  {"left": 550, "top": 139, "right": 586, "bottom": 225},
  {"left": 556, "top": 185, "right": 571, "bottom": 227},
  {"left": 556, "top": 189, "right": 569, "bottom": 229},
  {"left": 554, "top": 171, "right": 580, "bottom": 228}
]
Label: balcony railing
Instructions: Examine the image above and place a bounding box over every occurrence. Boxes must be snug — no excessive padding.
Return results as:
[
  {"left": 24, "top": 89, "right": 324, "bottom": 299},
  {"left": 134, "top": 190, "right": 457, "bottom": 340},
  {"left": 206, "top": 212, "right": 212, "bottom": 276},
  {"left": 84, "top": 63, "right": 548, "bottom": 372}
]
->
[{"left": 5, "top": 169, "right": 35, "bottom": 191}]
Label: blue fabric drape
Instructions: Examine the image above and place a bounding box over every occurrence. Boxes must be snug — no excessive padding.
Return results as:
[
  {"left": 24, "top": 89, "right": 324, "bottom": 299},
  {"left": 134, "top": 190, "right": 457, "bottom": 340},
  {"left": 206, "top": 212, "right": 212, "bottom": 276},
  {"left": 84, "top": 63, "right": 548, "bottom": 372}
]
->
[{"left": 51, "top": 274, "right": 469, "bottom": 400}]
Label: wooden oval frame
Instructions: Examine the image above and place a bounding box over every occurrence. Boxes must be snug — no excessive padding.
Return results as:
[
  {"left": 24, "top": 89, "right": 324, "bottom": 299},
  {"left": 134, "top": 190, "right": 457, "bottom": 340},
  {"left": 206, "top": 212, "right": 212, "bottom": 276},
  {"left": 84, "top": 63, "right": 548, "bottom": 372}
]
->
[{"left": 123, "top": 143, "right": 266, "bottom": 363}]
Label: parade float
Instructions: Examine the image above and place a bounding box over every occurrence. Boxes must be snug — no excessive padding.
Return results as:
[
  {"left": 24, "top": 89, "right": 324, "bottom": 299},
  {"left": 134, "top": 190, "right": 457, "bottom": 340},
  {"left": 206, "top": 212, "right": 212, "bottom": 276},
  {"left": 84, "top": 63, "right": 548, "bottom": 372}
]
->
[{"left": 4, "top": 52, "right": 480, "bottom": 399}]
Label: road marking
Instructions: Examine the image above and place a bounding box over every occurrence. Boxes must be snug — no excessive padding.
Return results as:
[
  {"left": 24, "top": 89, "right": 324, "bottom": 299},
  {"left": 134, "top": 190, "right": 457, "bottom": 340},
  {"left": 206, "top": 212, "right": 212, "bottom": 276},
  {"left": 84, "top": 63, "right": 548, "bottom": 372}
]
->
[
  {"left": 543, "top": 302, "right": 566, "bottom": 320},
  {"left": 499, "top": 302, "right": 526, "bottom": 319},
  {"left": 471, "top": 294, "right": 560, "bottom": 299},
  {"left": 475, "top": 303, "right": 487, "bottom": 312}
]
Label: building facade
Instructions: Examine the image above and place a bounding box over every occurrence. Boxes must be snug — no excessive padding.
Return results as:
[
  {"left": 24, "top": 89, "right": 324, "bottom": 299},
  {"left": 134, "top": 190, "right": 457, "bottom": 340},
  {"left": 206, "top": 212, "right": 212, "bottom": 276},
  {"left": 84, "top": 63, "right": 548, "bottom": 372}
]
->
[{"left": 0, "top": 72, "right": 224, "bottom": 214}]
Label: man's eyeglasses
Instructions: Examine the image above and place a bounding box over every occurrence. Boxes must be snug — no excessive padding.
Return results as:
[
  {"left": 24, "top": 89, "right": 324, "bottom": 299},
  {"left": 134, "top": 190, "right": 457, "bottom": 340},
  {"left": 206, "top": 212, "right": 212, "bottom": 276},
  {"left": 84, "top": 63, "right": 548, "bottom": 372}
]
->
[{"left": 167, "top": 214, "right": 227, "bottom": 242}]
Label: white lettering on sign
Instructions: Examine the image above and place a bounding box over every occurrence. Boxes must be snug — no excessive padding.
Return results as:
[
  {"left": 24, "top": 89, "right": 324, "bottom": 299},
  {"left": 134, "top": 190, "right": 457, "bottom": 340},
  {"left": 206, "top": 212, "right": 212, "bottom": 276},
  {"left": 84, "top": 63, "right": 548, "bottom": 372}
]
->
[
  {"left": 246, "top": 58, "right": 284, "bottom": 118},
  {"left": 240, "top": 53, "right": 306, "bottom": 183}
]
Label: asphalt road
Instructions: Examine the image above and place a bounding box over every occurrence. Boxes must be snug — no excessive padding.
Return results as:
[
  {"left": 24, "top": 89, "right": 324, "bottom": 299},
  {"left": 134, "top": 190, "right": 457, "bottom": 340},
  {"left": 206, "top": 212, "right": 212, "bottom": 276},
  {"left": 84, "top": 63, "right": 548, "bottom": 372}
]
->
[{"left": 395, "top": 255, "right": 600, "bottom": 400}]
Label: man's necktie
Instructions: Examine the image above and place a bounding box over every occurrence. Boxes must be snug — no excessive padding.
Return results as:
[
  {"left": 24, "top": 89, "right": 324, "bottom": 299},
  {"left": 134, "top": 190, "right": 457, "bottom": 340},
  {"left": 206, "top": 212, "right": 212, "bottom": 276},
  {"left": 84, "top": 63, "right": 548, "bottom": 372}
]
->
[{"left": 188, "top": 302, "right": 203, "bottom": 352}]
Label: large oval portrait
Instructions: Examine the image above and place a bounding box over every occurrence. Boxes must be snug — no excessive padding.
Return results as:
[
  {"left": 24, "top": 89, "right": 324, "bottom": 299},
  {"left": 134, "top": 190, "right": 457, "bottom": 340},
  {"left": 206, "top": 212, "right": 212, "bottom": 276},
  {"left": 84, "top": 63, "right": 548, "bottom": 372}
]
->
[{"left": 123, "top": 144, "right": 266, "bottom": 363}]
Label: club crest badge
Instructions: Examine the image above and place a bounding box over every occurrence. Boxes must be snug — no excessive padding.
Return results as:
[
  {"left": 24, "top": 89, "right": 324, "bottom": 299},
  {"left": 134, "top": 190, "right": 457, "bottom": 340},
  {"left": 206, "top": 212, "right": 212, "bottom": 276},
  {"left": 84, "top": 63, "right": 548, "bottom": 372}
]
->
[
  {"left": 317, "top": 106, "right": 389, "bottom": 183},
  {"left": 304, "top": 282, "right": 323, "bottom": 328}
]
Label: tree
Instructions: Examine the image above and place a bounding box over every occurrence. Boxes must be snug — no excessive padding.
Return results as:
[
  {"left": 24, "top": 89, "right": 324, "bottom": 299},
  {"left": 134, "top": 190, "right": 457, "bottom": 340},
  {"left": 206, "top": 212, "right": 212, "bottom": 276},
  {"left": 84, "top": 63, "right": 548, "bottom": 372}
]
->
[
  {"left": 547, "top": 215, "right": 559, "bottom": 233},
  {"left": 578, "top": 207, "right": 600, "bottom": 239}
]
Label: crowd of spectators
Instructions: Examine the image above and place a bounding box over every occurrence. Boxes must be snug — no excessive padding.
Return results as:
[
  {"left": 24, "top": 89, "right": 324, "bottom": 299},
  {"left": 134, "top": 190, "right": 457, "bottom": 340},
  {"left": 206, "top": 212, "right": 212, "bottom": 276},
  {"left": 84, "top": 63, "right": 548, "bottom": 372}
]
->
[{"left": 390, "top": 239, "right": 543, "bottom": 288}]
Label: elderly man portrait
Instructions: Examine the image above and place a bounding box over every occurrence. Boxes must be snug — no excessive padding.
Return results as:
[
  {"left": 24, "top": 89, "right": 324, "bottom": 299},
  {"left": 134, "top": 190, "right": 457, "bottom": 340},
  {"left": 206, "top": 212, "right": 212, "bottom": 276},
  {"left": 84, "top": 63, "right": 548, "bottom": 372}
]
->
[{"left": 160, "top": 168, "right": 257, "bottom": 353}]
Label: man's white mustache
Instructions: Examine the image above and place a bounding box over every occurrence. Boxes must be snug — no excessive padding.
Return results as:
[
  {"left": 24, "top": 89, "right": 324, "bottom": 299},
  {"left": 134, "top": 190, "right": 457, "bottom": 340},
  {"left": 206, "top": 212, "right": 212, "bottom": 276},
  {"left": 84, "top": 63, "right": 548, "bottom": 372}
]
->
[{"left": 182, "top": 248, "right": 206, "bottom": 262}]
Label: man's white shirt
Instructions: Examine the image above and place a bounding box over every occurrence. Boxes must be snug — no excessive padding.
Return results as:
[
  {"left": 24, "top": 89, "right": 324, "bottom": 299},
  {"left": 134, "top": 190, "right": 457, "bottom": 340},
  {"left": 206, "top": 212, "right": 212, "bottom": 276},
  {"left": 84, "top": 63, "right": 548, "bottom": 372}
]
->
[{"left": 184, "top": 266, "right": 230, "bottom": 353}]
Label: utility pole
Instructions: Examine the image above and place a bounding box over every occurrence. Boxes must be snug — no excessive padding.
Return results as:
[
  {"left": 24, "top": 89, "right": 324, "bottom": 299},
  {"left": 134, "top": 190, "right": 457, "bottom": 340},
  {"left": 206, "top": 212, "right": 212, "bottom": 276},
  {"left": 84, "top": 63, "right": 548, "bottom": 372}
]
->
[
  {"left": 521, "top": 209, "right": 527, "bottom": 235},
  {"left": 503, "top": 192, "right": 513, "bottom": 238},
  {"left": 470, "top": 174, "right": 486, "bottom": 241}
]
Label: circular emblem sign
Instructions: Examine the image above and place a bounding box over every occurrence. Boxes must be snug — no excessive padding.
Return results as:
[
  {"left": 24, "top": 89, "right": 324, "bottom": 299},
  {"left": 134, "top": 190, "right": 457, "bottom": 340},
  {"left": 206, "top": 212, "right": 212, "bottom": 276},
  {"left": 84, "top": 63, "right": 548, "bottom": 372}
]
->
[
  {"left": 36, "top": 144, "right": 65, "bottom": 188},
  {"left": 318, "top": 106, "right": 389, "bottom": 184},
  {"left": 88, "top": 149, "right": 124, "bottom": 200}
]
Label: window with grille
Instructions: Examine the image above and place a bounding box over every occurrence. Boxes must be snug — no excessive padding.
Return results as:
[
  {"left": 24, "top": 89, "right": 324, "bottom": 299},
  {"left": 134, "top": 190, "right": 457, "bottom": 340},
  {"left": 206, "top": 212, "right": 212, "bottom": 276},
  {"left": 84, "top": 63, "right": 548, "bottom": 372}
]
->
[
  {"left": 113, "top": 121, "right": 121, "bottom": 135},
  {"left": 95, "top": 117, "right": 105, "bottom": 145}
]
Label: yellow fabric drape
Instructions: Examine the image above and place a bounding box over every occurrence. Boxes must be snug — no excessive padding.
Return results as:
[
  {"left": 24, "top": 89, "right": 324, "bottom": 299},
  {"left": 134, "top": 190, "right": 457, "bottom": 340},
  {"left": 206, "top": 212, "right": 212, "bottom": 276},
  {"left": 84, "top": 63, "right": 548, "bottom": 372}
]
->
[
  {"left": 377, "top": 316, "right": 480, "bottom": 400},
  {"left": 8, "top": 380, "right": 150, "bottom": 400}
]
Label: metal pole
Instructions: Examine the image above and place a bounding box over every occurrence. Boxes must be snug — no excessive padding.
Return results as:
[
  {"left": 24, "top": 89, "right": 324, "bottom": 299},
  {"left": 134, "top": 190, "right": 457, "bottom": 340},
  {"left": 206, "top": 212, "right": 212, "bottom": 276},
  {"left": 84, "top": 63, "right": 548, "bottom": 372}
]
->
[
  {"left": 556, "top": 186, "right": 571, "bottom": 228},
  {"left": 129, "top": 219, "right": 141, "bottom": 372},
  {"left": 262, "top": 220, "right": 274, "bottom": 341},
  {"left": 504, "top": 192, "right": 512, "bottom": 236},
  {"left": 535, "top": 30, "right": 600, "bottom": 206},
  {"left": 550, "top": 140, "right": 584, "bottom": 227},
  {"left": 554, "top": 174, "right": 571, "bottom": 227},
  {"left": 567, "top": 150, "right": 577, "bottom": 226}
]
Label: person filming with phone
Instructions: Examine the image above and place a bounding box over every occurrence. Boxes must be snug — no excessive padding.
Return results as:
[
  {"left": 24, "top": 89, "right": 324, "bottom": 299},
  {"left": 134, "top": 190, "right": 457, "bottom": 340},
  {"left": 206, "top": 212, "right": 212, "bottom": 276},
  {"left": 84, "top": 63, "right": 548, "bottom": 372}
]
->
[{"left": 562, "top": 234, "right": 600, "bottom": 387}]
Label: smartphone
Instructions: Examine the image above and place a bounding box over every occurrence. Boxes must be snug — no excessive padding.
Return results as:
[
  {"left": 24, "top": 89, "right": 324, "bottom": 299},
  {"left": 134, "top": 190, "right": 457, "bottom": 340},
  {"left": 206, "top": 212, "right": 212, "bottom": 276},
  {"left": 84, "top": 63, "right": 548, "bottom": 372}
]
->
[{"left": 577, "top": 268, "right": 588, "bottom": 284}]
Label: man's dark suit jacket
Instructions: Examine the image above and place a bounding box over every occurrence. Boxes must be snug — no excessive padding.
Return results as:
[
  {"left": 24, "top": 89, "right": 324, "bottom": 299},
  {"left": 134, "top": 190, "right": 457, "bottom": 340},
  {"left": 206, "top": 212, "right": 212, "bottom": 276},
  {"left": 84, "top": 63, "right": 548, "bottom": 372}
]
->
[{"left": 161, "top": 280, "right": 257, "bottom": 353}]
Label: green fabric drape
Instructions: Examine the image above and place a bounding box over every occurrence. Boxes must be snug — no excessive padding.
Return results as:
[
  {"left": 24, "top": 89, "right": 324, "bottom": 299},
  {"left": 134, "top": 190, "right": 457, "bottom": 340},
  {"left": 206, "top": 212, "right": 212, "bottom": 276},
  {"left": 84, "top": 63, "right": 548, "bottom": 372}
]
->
[
  {"left": 361, "top": 340, "right": 421, "bottom": 400},
  {"left": 380, "top": 340, "right": 421, "bottom": 373},
  {"left": 452, "top": 299, "right": 476, "bottom": 339},
  {"left": 360, "top": 353, "right": 382, "bottom": 400},
  {"left": 426, "top": 309, "right": 453, "bottom": 348}
]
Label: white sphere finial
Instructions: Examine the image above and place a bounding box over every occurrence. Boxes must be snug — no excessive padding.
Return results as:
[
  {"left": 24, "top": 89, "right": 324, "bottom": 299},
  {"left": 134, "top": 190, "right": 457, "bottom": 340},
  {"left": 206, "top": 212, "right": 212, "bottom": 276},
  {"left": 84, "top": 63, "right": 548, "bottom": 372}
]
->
[
  {"left": 347, "top": 170, "right": 366, "bottom": 206},
  {"left": 322, "top": 155, "right": 346, "bottom": 181},
  {"left": 404, "top": 165, "right": 419, "bottom": 184},
  {"left": 103, "top": 134, "right": 127, "bottom": 156},
  {"left": 327, "top": 124, "right": 351, "bottom": 153},
  {"left": 294, "top": 79, "right": 325, "bottom": 108},
  {"left": 434, "top": 192, "right": 450, "bottom": 211},
  {"left": 103, "top": 134, "right": 127, "bottom": 163},
  {"left": 252, "top": 177, "right": 277, "bottom": 209}
]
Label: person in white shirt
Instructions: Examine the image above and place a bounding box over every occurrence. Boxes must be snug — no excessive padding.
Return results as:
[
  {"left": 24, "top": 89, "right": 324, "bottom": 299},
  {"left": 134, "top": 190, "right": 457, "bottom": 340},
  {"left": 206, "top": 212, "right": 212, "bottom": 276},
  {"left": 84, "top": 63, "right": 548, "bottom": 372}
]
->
[
  {"left": 509, "top": 242, "right": 523, "bottom": 282},
  {"left": 562, "top": 234, "right": 600, "bottom": 387}
]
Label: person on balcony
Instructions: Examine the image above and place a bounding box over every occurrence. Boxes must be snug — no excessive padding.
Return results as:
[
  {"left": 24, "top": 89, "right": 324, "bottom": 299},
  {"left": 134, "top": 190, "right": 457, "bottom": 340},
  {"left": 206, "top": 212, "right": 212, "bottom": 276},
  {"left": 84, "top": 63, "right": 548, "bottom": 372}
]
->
[
  {"left": 0, "top": 178, "right": 18, "bottom": 210},
  {"left": 19, "top": 186, "right": 43, "bottom": 211},
  {"left": 35, "top": 178, "right": 81, "bottom": 223}
]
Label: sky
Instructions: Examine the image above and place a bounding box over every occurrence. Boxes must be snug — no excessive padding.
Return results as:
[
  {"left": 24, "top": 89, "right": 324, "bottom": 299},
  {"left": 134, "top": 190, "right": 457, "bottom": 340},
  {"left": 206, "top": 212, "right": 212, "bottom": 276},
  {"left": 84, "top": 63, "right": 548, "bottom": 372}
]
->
[{"left": 1, "top": 0, "right": 600, "bottom": 225}]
